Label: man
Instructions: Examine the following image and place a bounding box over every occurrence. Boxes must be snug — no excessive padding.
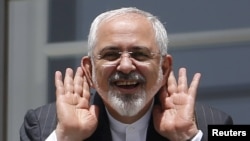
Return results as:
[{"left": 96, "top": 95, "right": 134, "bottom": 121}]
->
[{"left": 20, "top": 7, "right": 233, "bottom": 141}]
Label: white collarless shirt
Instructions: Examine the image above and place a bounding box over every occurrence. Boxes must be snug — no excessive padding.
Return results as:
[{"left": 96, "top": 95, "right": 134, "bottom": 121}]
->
[{"left": 106, "top": 101, "right": 153, "bottom": 141}]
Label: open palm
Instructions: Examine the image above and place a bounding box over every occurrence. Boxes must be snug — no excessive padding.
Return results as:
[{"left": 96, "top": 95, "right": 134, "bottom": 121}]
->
[
  {"left": 153, "top": 68, "right": 201, "bottom": 141},
  {"left": 55, "top": 67, "right": 99, "bottom": 141}
]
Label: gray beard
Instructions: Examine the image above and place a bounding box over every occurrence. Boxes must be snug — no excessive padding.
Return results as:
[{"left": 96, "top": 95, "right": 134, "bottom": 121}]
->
[{"left": 107, "top": 87, "right": 147, "bottom": 116}]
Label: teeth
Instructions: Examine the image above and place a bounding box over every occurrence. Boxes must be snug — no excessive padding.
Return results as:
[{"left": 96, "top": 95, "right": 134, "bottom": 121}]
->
[{"left": 116, "top": 81, "right": 137, "bottom": 86}]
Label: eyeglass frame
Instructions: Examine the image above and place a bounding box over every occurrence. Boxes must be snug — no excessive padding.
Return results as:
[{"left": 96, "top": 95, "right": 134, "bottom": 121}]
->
[{"left": 93, "top": 46, "right": 163, "bottom": 62}]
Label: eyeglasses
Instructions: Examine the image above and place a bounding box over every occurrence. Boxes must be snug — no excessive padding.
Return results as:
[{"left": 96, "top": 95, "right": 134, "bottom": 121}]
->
[{"left": 96, "top": 49, "right": 161, "bottom": 62}]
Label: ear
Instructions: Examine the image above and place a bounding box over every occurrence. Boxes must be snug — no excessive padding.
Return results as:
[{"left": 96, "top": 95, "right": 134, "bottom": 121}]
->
[
  {"left": 81, "top": 56, "right": 93, "bottom": 87},
  {"left": 161, "top": 54, "right": 173, "bottom": 85}
]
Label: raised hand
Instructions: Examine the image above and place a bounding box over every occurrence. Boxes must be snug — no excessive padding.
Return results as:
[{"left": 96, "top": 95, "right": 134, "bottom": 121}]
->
[
  {"left": 153, "top": 68, "right": 201, "bottom": 141},
  {"left": 55, "top": 67, "right": 99, "bottom": 141}
]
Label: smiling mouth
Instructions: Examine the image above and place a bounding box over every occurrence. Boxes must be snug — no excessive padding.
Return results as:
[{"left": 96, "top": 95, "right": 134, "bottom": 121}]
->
[{"left": 114, "top": 80, "right": 140, "bottom": 89}]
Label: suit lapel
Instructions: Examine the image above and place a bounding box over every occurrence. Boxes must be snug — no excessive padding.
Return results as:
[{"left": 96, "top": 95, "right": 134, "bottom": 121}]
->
[
  {"left": 86, "top": 93, "right": 113, "bottom": 141},
  {"left": 146, "top": 115, "right": 169, "bottom": 141}
]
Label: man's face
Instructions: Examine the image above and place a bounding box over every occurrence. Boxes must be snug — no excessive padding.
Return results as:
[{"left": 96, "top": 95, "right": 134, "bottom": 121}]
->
[{"left": 91, "top": 14, "right": 166, "bottom": 117}]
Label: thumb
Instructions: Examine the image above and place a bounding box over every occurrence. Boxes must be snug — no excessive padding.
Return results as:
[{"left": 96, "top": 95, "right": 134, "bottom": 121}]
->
[
  {"left": 89, "top": 105, "right": 99, "bottom": 119},
  {"left": 153, "top": 105, "right": 163, "bottom": 129},
  {"left": 153, "top": 105, "right": 162, "bottom": 118}
]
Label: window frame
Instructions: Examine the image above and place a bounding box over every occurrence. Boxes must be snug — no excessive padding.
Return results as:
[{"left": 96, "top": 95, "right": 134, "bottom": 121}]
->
[{"left": 7, "top": 0, "right": 250, "bottom": 141}]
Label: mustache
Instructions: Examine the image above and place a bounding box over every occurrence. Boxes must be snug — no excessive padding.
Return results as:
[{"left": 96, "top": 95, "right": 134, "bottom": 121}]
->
[{"left": 109, "top": 71, "right": 146, "bottom": 83}]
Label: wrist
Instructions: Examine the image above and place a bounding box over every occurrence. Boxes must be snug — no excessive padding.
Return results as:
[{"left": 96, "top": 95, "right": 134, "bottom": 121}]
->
[
  {"left": 55, "top": 124, "right": 83, "bottom": 141},
  {"left": 180, "top": 128, "right": 199, "bottom": 141},
  {"left": 169, "top": 127, "right": 199, "bottom": 141}
]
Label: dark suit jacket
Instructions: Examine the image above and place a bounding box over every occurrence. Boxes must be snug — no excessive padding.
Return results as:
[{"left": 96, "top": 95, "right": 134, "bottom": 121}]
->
[{"left": 20, "top": 93, "right": 233, "bottom": 141}]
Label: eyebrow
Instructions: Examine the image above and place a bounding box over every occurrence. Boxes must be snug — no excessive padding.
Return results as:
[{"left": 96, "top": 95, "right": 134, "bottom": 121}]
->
[
  {"left": 98, "top": 46, "right": 121, "bottom": 54},
  {"left": 98, "top": 46, "right": 151, "bottom": 54},
  {"left": 129, "top": 46, "right": 151, "bottom": 52}
]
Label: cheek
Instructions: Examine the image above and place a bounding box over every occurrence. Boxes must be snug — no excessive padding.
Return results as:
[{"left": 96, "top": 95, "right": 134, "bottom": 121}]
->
[
  {"left": 93, "top": 63, "right": 114, "bottom": 92},
  {"left": 137, "top": 62, "right": 163, "bottom": 88}
]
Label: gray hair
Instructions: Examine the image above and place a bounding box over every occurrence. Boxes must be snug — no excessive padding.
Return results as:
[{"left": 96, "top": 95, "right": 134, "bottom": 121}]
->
[{"left": 87, "top": 7, "right": 168, "bottom": 57}]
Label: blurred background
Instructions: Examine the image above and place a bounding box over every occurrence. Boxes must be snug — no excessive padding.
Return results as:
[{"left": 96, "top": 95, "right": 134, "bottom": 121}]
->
[{"left": 1, "top": 0, "right": 250, "bottom": 140}]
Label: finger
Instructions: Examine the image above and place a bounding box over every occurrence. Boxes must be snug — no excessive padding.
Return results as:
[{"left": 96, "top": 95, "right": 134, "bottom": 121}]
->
[
  {"left": 82, "top": 76, "right": 90, "bottom": 103},
  {"left": 75, "top": 76, "right": 91, "bottom": 109},
  {"left": 167, "top": 71, "right": 177, "bottom": 95},
  {"left": 64, "top": 68, "right": 74, "bottom": 95},
  {"left": 73, "top": 67, "right": 84, "bottom": 97},
  {"left": 177, "top": 68, "right": 188, "bottom": 93},
  {"left": 73, "top": 67, "right": 89, "bottom": 107},
  {"left": 188, "top": 73, "right": 201, "bottom": 98},
  {"left": 159, "top": 87, "right": 175, "bottom": 110},
  {"left": 159, "top": 86, "right": 168, "bottom": 105},
  {"left": 55, "top": 71, "right": 64, "bottom": 96}
]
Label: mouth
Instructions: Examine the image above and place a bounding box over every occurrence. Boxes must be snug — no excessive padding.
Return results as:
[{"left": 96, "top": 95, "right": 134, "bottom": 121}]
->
[
  {"left": 111, "top": 80, "right": 141, "bottom": 93},
  {"left": 115, "top": 80, "right": 140, "bottom": 89},
  {"left": 109, "top": 71, "right": 145, "bottom": 93}
]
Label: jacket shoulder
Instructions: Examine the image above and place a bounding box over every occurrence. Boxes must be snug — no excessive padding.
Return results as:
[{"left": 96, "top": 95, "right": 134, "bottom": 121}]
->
[
  {"left": 195, "top": 103, "right": 233, "bottom": 125},
  {"left": 195, "top": 103, "right": 233, "bottom": 141},
  {"left": 20, "top": 103, "right": 57, "bottom": 141}
]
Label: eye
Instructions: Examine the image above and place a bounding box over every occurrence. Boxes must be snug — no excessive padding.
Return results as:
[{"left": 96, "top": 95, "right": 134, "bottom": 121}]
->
[
  {"left": 131, "top": 51, "right": 151, "bottom": 61},
  {"left": 99, "top": 51, "right": 120, "bottom": 61}
]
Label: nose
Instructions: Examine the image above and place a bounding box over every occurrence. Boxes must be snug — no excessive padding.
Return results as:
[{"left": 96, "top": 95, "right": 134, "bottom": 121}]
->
[{"left": 117, "top": 53, "right": 136, "bottom": 74}]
